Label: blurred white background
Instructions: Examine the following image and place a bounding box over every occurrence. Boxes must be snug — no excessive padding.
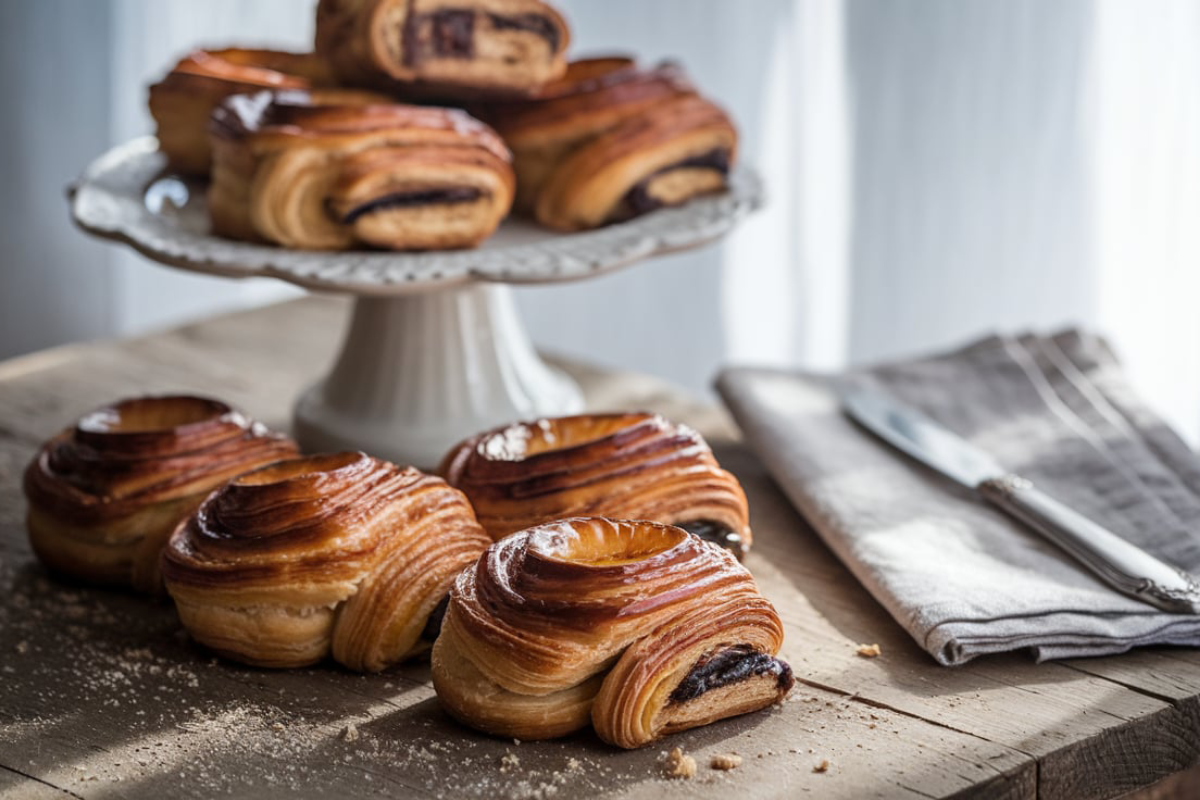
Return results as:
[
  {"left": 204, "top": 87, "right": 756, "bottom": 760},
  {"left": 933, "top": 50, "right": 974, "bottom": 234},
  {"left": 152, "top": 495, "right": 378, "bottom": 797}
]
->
[{"left": 2, "top": 0, "right": 1198, "bottom": 441}]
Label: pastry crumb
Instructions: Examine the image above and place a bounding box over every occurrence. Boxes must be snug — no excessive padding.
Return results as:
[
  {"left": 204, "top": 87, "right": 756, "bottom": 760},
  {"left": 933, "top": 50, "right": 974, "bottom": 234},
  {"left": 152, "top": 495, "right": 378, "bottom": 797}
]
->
[
  {"left": 710, "top": 753, "right": 742, "bottom": 771},
  {"left": 341, "top": 724, "right": 359, "bottom": 742},
  {"left": 856, "top": 643, "right": 882, "bottom": 658},
  {"left": 500, "top": 752, "right": 520, "bottom": 773},
  {"left": 662, "top": 747, "right": 696, "bottom": 779},
  {"left": 813, "top": 758, "right": 830, "bottom": 773},
  {"left": 270, "top": 722, "right": 285, "bottom": 732}
]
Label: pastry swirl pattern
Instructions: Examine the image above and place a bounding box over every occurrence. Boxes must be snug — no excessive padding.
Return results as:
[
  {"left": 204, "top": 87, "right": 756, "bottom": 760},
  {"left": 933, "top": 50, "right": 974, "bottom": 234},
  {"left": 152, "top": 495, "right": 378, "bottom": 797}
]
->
[
  {"left": 208, "top": 89, "right": 515, "bottom": 251},
  {"left": 431, "top": 517, "right": 792, "bottom": 748},
  {"left": 162, "top": 451, "right": 492, "bottom": 671},
  {"left": 439, "top": 412, "right": 753, "bottom": 558},
  {"left": 24, "top": 395, "right": 298, "bottom": 593}
]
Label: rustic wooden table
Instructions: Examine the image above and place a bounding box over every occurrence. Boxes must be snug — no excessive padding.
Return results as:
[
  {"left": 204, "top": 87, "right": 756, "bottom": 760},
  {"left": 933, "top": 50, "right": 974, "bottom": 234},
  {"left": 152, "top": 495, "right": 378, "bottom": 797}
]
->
[{"left": 1, "top": 297, "right": 1198, "bottom": 800}]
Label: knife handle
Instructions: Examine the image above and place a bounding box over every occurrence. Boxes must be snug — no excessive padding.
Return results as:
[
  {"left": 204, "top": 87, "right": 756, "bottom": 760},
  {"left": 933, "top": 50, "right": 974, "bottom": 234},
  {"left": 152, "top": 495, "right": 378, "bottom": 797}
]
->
[{"left": 978, "top": 475, "right": 1200, "bottom": 614}]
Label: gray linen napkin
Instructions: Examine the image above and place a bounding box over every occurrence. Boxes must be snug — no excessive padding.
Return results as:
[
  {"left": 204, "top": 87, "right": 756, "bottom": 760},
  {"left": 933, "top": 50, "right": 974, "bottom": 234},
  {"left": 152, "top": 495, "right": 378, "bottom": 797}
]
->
[{"left": 717, "top": 330, "right": 1200, "bottom": 665}]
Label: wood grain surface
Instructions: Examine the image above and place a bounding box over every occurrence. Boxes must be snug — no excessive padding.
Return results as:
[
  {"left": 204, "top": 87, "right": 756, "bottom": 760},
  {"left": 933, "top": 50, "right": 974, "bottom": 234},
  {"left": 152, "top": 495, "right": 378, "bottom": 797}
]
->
[{"left": 1, "top": 297, "right": 1198, "bottom": 799}]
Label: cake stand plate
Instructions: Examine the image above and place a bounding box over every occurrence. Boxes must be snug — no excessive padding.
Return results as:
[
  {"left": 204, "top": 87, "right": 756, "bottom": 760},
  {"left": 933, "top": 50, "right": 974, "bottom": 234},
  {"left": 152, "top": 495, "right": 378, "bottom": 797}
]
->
[{"left": 70, "top": 136, "right": 763, "bottom": 466}]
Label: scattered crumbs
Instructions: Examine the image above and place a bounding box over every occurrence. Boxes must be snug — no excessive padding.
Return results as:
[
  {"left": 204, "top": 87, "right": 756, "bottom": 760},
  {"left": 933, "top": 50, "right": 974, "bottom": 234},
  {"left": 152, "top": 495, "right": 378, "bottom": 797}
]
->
[
  {"left": 661, "top": 747, "right": 696, "bottom": 780},
  {"left": 15, "top": 641, "right": 28, "bottom": 655},
  {"left": 565, "top": 757, "right": 582, "bottom": 772},
  {"left": 813, "top": 759, "right": 830, "bottom": 774},
  {"left": 341, "top": 724, "right": 359, "bottom": 743},
  {"left": 710, "top": 754, "right": 742, "bottom": 771},
  {"left": 500, "top": 752, "right": 521, "bottom": 773},
  {"left": 856, "top": 643, "right": 882, "bottom": 659}
]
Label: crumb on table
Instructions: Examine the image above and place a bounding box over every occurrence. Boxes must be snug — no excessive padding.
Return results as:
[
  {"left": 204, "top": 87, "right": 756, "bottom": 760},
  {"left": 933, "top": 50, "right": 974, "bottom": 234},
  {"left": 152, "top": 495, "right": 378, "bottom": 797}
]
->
[
  {"left": 662, "top": 747, "right": 697, "bottom": 779},
  {"left": 813, "top": 758, "right": 830, "bottom": 773},
  {"left": 341, "top": 723, "right": 359, "bottom": 742},
  {"left": 710, "top": 753, "right": 743, "bottom": 771},
  {"left": 856, "top": 643, "right": 882, "bottom": 658}
]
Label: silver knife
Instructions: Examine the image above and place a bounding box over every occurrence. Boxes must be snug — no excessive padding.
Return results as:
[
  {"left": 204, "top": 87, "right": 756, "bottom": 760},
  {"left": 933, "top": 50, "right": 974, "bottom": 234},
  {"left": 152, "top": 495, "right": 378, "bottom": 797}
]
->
[{"left": 843, "top": 387, "right": 1200, "bottom": 614}]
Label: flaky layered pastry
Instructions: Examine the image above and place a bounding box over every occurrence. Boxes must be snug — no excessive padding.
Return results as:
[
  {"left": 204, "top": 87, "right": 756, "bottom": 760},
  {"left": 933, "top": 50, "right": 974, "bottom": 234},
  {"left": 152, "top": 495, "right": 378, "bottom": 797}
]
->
[
  {"left": 431, "top": 517, "right": 793, "bottom": 748},
  {"left": 207, "top": 89, "right": 515, "bottom": 250},
  {"left": 315, "top": 0, "right": 569, "bottom": 99},
  {"left": 148, "top": 48, "right": 335, "bottom": 175},
  {"left": 162, "top": 452, "right": 491, "bottom": 671},
  {"left": 439, "top": 412, "right": 753, "bottom": 558},
  {"left": 483, "top": 58, "right": 737, "bottom": 229},
  {"left": 24, "top": 396, "right": 297, "bottom": 594}
]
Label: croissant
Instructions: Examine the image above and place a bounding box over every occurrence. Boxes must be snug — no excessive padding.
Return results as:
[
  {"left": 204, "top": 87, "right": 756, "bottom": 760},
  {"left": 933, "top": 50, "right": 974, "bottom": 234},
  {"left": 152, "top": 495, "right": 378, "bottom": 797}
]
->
[
  {"left": 24, "top": 395, "right": 298, "bottom": 594},
  {"left": 148, "top": 48, "right": 335, "bottom": 175},
  {"left": 162, "top": 451, "right": 492, "bottom": 671},
  {"left": 439, "top": 412, "right": 753, "bottom": 559},
  {"left": 431, "top": 517, "right": 793, "bottom": 748},
  {"left": 483, "top": 57, "right": 695, "bottom": 214},
  {"left": 208, "top": 89, "right": 515, "bottom": 250},
  {"left": 315, "top": 0, "right": 570, "bottom": 99},
  {"left": 482, "top": 58, "right": 737, "bottom": 229}
]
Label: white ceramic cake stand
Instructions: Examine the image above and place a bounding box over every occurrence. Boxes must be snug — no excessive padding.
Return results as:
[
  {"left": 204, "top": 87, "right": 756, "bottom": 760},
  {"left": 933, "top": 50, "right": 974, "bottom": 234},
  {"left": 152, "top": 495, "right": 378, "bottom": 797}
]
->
[{"left": 70, "top": 136, "right": 763, "bottom": 467}]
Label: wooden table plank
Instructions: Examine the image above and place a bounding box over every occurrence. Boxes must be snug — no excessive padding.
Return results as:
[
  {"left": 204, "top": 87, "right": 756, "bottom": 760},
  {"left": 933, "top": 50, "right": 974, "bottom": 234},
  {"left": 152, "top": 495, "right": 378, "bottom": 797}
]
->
[{"left": 0, "top": 297, "right": 1196, "bottom": 799}]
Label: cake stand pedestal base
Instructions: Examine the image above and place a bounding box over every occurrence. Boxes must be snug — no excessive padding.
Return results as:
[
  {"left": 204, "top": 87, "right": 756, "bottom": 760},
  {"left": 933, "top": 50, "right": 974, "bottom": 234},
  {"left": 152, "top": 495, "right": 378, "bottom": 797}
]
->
[{"left": 293, "top": 284, "right": 583, "bottom": 468}]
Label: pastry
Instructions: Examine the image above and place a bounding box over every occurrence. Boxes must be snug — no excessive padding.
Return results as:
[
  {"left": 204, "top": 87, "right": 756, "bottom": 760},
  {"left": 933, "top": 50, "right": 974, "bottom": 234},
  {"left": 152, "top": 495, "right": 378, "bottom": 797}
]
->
[
  {"left": 24, "top": 395, "right": 298, "bottom": 593},
  {"left": 148, "top": 48, "right": 335, "bottom": 175},
  {"left": 315, "top": 0, "right": 570, "bottom": 99},
  {"left": 208, "top": 89, "right": 515, "bottom": 250},
  {"left": 483, "top": 58, "right": 737, "bottom": 229},
  {"left": 439, "top": 412, "right": 753, "bottom": 559},
  {"left": 162, "top": 451, "right": 492, "bottom": 670},
  {"left": 431, "top": 517, "right": 793, "bottom": 748},
  {"left": 483, "top": 57, "right": 694, "bottom": 213}
]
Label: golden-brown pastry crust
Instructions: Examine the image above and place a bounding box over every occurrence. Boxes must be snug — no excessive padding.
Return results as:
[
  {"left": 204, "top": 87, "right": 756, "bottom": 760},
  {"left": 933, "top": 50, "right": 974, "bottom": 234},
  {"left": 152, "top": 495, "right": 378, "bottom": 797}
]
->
[
  {"left": 431, "top": 517, "right": 792, "bottom": 748},
  {"left": 207, "top": 88, "right": 515, "bottom": 250},
  {"left": 482, "top": 58, "right": 736, "bottom": 228},
  {"left": 24, "top": 396, "right": 298, "bottom": 594},
  {"left": 316, "top": 0, "right": 570, "bottom": 100},
  {"left": 162, "top": 451, "right": 492, "bottom": 671},
  {"left": 148, "top": 48, "right": 335, "bottom": 175},
  {"left": 438, "top": 412, "right": 752, "bottom": 558}
]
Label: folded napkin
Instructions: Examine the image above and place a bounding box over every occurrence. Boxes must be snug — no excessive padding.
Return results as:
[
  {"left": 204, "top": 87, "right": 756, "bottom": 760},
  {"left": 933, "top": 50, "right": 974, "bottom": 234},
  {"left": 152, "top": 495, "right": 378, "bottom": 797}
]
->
[{"left": 717, "top": 331, "right": 1200, "bottom": 665}]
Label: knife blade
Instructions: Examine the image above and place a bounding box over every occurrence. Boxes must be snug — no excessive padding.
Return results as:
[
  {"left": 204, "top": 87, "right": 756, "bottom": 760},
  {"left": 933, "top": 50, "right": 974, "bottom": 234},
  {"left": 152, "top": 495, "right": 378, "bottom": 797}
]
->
[{"left": 843, "top": 386, "right": 1200, "bottom": 614}]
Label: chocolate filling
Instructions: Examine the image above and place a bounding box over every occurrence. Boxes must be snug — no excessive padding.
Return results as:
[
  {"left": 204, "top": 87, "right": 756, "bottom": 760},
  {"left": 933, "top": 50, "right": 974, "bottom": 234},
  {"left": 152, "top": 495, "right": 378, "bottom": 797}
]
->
[
  {"left": 340, "top": 187, "right": 483, "bottom": 224},
  {"left": 405, "top": 9, "right": 559, "bottom": 65},
  {"left": 679, "top": 520, "right": 746, "bottom": 561},
  {"left": 623, "top": 148, "right": 732, "bottom": 217},
  {"left": 487, "top": 12, "right": 561, "bottom": 52},
  {"left": 669, "top": 645, "right": 793, "bottom": 705},
  {"left": 421, "top": 594, "right": 451, "bottom": 642}
]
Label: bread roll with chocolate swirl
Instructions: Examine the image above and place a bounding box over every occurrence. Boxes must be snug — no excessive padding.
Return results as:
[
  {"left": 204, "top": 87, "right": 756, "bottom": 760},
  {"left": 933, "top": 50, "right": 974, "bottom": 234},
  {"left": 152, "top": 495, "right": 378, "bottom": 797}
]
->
[
  {"left": 439, "top": 412, "right": 752, "bottom": 559},
  {"left": 208, "top": 89, "right": 515, "bottom": 250},
  {"left": 148, "top": 48, "right": 335, "bottom": 175},
  {"left": 24, "top": 396, "right": 298, "bottom": 594},
  {"left": 162, "top": 452, "right": 491, "bottom": 671},
  {"left": 315, "top": 0, "right": 569, "bottom": 99},
  {"left": 483, "top": 58, "right": 736, "bottom": 229},
  {"left": 431, "top": 517, "right": 793, "bottom": 748}
]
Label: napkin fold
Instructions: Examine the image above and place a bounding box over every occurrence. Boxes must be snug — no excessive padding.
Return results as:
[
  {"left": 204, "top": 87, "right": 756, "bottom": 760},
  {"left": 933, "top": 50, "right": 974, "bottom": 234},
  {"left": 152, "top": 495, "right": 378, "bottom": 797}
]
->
[{"left": 717, "top": 331, "right": 1200, "bottom": 665}]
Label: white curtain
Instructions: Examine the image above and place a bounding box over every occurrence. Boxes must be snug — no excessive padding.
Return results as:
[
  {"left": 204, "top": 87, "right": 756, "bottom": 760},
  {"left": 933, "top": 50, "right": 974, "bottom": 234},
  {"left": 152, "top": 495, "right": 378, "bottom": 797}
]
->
[{"left": 2, "top": 0, "right": 1198, "bottom": 442}]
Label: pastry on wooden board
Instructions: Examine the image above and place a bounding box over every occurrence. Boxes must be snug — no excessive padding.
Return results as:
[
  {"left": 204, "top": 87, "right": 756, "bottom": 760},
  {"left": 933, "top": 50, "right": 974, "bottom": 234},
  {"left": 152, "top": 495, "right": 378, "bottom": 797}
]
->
[
  {"left": 24, "top": 395, "right": 298, "bottom": 593},
  {"left": 431, "top": 517, "right": 793, "bottom": 748},
  {"left": 162, "top": 451, "right": 491, "bottom": 671},
  {"left": 439, "top": 412, "right": 753, "bottom": 559}
]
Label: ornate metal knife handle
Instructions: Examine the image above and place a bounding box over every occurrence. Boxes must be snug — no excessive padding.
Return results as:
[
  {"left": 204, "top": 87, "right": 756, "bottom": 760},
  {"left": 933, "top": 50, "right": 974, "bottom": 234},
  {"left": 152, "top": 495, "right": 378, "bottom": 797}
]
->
[{"left": 978, "top": 475, "right": 1200, "bottom": 615}]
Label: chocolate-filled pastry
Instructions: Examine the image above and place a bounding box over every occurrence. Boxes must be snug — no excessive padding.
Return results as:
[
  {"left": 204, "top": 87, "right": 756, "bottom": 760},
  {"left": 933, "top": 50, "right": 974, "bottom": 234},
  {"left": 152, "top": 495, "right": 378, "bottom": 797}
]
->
[
  {"left": 162, "top": 452, "right": 491, "bottom": 670},
  {"left": 148, "top": 48, "right": 335, "bottom": 175},
  {"left": 439, "top": 412, "right": 752, "bottom": 559},
  {"left": 533, "top": 93, "right": 736, "bottom": 231},
  {"left": 24, "top": 396, "right": 298, "bottom": 594},
  {"left": 431, "top": 517, "right": 793, "bottom": 748},
  {"left": 208, "top": 89, "right": 515, "bottom": 250},
  {"left": 315, "top": 0, "right": 570, "bottom": 99},
  {"left": 483, "top": 57, "right": 695, "bottom": 213}
]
